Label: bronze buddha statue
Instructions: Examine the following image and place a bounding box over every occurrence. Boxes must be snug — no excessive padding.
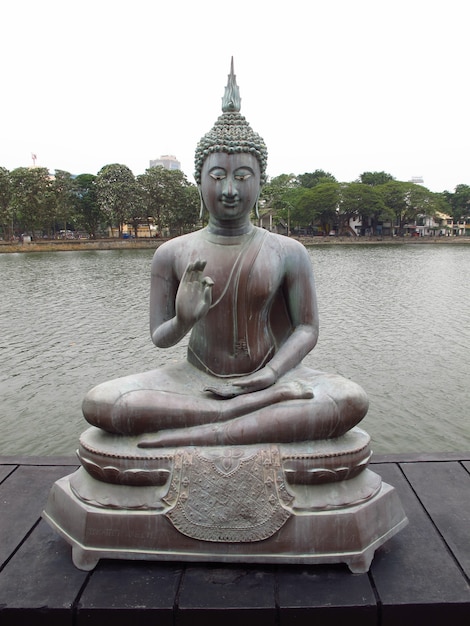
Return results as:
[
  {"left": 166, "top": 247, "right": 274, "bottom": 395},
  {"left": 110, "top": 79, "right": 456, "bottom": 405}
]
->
[{"left": 82, "top": 61, "right": 368, "bottom": 447}]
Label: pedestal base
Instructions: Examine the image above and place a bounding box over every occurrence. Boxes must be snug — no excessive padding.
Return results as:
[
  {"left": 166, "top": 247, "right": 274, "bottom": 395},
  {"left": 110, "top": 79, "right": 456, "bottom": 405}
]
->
[{"left": 43, "top": 465, "right": 407, "bottom": 573}]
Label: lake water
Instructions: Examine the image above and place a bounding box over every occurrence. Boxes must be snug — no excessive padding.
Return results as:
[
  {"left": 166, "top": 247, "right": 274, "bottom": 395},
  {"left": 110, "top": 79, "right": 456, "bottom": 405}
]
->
[{"left": 1, "top": 244, "right": 469, "bottom": 456}]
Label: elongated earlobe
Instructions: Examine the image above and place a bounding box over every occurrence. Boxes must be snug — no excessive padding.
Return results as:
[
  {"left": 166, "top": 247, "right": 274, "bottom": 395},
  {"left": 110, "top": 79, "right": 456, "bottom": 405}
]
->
[{"left": 198, "top": 188, "right": 206, "bottom": 220}]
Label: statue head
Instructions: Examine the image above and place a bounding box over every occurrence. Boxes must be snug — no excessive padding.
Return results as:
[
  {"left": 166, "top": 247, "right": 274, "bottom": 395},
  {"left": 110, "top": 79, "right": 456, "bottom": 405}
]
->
[{"left": 194, "top": 59, "right": 268, "bottom": 188}]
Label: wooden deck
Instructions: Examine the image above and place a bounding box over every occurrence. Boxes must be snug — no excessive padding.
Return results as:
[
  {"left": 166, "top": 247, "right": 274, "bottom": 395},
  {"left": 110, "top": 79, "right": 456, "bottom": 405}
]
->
[{"left": 1, "top": 452, "right": 469, "bottom": 625}]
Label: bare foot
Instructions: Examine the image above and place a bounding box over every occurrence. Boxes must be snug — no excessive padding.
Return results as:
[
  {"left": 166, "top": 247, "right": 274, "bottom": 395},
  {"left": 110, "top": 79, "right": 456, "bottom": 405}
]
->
[
  {"left": 273, "top": 380, "right": 314, "bottom": 403},
  {"left": 138, "top": 423, "right": 224, "bottom": 449},
  {"left": 205, "top": 379, "right": 314, "bottom": 400}
]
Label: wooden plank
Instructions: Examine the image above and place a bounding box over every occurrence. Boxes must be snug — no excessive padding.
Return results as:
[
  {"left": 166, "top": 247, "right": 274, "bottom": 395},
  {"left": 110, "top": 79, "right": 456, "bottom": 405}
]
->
[
  {"left": 0, "top": 455, "right": 77, "bottom": 466},
  {"left": 400, "top": 461, "right": 470, "bottom": 577},
  {"left": 77, "top": 560, "right": 182, "bottom": 626},
  {"left": 0, "top": 519, "right": 88, "bottom": 626},
  {"left": 0, "top": 465, "right": 16, "bottom": 483},
  {"left": 373, "top": 451, "right": 470, "bottom": 464},
  {"left": 277, "top": 564, "right": 377, "bottom": 626},
  {"left": 371, "top": 463, "right": 470, "bottom": 626},
  {"left": 0, "top": 465, "right": 77, "bottom": 567},
  {"left": 177, "top": 565, "right": 276, "bottom": 626}
]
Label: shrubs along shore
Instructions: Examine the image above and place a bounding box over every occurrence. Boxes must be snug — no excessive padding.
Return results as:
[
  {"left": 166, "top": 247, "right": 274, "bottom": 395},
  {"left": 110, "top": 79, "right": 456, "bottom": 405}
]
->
[{"left": 1, "top": 235, "right": 469, "bottom": 254}]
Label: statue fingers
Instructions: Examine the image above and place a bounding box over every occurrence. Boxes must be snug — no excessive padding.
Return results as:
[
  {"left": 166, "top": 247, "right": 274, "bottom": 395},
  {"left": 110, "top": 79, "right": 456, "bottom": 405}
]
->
[
  {"left": 202, "top": 276, "right": 214, "bottom": 303},
  {"left": 190, "top": 259, "right": 207, "bottom": 281},
  {"left": 202, "top": 275, "right": 214, "bottom": 287},
  {"left": 193, "top": 259, "right": 207, "bottom": 271},
  {"left": 204, "top": 383, "right": 246, "bottom": 398},
  {"left": 232, "top": 368, "right": 275, "bottom": 391},
  {"left": 183, "top": 259, "right": 207, "bottom": 282}
]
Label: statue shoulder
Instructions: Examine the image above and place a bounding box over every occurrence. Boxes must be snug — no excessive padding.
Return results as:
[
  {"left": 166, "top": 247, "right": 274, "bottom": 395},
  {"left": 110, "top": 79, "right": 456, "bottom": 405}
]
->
[
  {"left": 262, "top": 231, "right": 311, "bottom": 259},
  {"left": 151, "top": 231, "right": 201, "bottom": 272}
]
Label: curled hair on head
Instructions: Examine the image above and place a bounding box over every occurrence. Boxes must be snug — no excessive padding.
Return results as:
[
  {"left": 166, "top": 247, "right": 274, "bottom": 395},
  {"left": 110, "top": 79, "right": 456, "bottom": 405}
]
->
[{"left": 194, "top": 59, "right": 268, "bottom": 186}]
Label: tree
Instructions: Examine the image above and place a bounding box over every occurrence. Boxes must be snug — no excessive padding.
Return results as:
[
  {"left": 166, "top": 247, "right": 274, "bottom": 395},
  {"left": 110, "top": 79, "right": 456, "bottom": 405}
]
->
[
  {"left": 259, "top": 174, "right": 299, "bottom": 231},
  {"left": 445, "top": 184, "right": 470, "bottom": 220},
  {"left": 298, "top": 170, "right": 337, "bottom": 188},
  {"left": 9, "top": 166, "right": 52, "bottom": 236},
  {"left": 377, "top": 181, "right": 439, "bottom": 233},
  {"left": 289, "top": 182, "right": 340, "bottom": 233},
  {"left": 96, "top": 164, "right": 137, "bottom": 236},
  {"left": 359, "top": 171, "right": 395, "bottom": 186},
  {"left": 137, "top": 166, "right": 172, "bottom": 234},
  {"left": 53, "top": 169, "right": 76, "bottom": 236},
  {"left": 74, "top": 174, "right": 101, "bottom": 238},
  {"left": 164, "top": 170, "right": 199, "bottom": 234},
  {"left": 0, "top": 167, "right": 12, "bottom": 239},
  {"left": 138, "top": 167, "right": 198, "bottom": 236},
  {"left": 261, "top": 174, "right": 298, "bottom": 207},
  {"left": 166, "top": 183, "right": 199, "bottom": 235},
  {"left": 339, "top": 182, "right": 387, "bottom": 235}
]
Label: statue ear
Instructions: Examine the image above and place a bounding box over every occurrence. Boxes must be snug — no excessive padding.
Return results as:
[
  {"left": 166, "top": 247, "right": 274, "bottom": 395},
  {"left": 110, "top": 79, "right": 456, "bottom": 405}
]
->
[
  {"left": 254, "top": 193, "right": 260, "bottom": 219},
  {"left": 198, "top": 187, "right": 206, "bottom": 219}
]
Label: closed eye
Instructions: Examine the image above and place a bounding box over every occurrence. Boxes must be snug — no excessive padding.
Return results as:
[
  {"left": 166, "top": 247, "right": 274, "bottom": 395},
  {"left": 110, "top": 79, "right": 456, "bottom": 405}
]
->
[
  {"left": 234, "top": 168, "right": 253, "bottom": 181},
  {"left": 209, "top": 168, "right": 226, "bottom": 181}
]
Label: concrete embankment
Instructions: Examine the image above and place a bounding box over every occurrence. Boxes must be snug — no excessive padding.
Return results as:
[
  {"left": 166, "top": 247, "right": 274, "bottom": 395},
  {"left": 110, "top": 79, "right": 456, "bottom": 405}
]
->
[{"left": 1, "top": 235, "right": 469, "bottom": 254}]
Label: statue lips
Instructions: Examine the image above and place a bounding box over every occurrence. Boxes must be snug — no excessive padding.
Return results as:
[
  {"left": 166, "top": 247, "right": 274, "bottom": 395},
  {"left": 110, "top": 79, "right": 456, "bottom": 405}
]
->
[{"left": 221, "top": 195, "right": 239, "bottom": 209}]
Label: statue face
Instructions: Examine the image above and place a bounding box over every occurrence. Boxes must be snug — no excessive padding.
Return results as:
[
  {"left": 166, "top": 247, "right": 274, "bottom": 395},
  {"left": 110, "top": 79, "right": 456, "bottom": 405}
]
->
[{"left": 200, "top": 152, "right": 261, "bottom": 225}]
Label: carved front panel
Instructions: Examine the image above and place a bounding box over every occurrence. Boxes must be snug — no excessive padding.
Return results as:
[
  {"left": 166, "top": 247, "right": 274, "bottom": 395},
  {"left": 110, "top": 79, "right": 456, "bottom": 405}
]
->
[{"left": 164, "top": 446, "right": 293, "bottom": 542}]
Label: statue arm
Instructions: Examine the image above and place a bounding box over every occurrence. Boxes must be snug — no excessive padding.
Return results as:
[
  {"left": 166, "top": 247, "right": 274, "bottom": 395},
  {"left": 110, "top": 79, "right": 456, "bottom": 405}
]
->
[
  {"left": 233, "top": 243, "right": 318, "bottom": 392},
  {"left": 267, "top": 244, "right": 319, "bottom": 376}
]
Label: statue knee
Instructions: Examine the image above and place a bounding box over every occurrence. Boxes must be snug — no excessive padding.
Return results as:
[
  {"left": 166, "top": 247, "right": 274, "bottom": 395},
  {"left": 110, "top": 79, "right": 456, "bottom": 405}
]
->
[
  {"left": 82, "top": 382, "right": 120, "bottom": 432},
  {"left": 341, "top": 381, "right": 369, "bottom": 429},
  {"left": 319, "top": 379, "right": 368, "bottom": 438}
]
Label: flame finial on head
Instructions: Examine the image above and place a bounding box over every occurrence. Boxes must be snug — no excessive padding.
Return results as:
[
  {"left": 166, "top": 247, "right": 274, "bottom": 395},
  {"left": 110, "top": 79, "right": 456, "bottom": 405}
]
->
[
  {"left": 222, "top": 57, "right": 241, "bottom": 113},
  {"left": 194, "top": 58, "right": 268, "bottom": 185}
]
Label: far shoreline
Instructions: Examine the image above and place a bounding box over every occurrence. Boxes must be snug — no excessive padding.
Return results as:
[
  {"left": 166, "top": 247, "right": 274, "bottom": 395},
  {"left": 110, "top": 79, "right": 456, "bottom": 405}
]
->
[{"left": 1, "top": 235, "right": 469, "bottom": 254}]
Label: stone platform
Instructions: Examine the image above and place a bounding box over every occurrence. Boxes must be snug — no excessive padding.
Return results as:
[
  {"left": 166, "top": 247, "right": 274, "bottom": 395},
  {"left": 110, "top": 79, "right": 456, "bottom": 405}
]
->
[{"left": 42, "top": 428, "right": 407, "bottom": 573}]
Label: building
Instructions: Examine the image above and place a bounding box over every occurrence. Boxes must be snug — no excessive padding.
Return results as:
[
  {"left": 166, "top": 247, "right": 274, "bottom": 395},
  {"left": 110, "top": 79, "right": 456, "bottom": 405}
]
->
[{"left": 149, "top": 155, "right": 181, "bottom": 170}]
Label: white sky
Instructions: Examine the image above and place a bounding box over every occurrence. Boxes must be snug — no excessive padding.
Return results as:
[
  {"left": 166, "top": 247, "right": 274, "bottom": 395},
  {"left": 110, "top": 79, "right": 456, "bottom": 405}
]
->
[{"left": 1, "top": 0, "right": 468, "bottom": 193}]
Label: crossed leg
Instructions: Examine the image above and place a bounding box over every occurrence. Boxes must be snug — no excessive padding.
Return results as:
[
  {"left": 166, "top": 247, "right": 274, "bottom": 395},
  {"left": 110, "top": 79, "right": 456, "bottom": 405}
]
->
[{"left": 82, "top": 362, "right": 368, "bottom": 445}]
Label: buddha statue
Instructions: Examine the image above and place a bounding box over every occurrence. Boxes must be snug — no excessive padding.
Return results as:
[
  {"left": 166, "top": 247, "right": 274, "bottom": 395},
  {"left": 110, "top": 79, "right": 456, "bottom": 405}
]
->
[
  {"left": 44, "top": 61, "right": 407, "bottom": 573},
  {"left": 81, "top": 61, "right": 369, "bottom": 448}
]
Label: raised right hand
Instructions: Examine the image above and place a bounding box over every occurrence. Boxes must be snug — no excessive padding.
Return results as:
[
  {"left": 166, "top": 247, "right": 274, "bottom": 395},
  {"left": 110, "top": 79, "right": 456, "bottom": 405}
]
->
[{"left": 175, "top": 259, "right": 214, "bottom": 328}]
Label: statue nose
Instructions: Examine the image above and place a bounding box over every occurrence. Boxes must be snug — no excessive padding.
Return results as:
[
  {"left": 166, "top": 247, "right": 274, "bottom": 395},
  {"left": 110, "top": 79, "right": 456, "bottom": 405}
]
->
[{"left": 223, "top": 177, "right": 236, "bottom": 197}]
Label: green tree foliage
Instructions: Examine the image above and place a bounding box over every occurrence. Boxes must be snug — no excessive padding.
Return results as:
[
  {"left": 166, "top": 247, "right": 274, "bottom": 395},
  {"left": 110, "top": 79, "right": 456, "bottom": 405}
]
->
[
  {"left": 260, "top": 174, "right": 298, "bottom": 209},
  {"left": 298, "top": 170, "right": 337, "bottom": 188},
  {"left": 0, "top": 167, "right": 12, "bottom": 239},
  {"left": 377, "top": 181, "right": 440, "bottom": 232},
  {"left": 290, "top": 182, "right": 341, "bottom": 233},
  {"left": 1, "top": 162, "right": 468, "bottom": 240},
  {"left": 138, "top": 167, "right": 198, "bottom": 235},
  {"left": 259, "top": 174, "right": 298, "bottom": 229},
  {"left": 74, "top": 174, "right": 101, "bottom": 238},
  {"left": 445, "top": 184, "right": 470, "bottom": 220},
  {"left": 359, "top": 171, "right": 395, "bottom": 186},
  {"left": 10, "top": 167, "right": 52, "bottom": 236},
  {"left": 96, "top": 164, "right": 137, "bottom": 236},
  {"left": 53, "top": 170, "right": 76, "bottom": 235},
  {"left": 167, "top": 183, "right": 199, "bottom": 235},
  {"left": 137, "top": 166, "right": 173, "bottom": 234},
  {"left": 339, "top": 183, "right": 388, "bottom": 235}
]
